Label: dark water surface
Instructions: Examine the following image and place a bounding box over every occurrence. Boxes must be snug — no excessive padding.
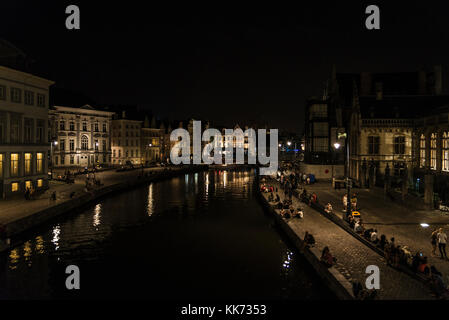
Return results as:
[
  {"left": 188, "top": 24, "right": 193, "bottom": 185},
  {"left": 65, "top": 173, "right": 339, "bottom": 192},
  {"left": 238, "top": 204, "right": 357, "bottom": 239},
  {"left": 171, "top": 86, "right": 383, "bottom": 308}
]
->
[{"left": 0, "top": 169, "right": 334, "bottom": 300}]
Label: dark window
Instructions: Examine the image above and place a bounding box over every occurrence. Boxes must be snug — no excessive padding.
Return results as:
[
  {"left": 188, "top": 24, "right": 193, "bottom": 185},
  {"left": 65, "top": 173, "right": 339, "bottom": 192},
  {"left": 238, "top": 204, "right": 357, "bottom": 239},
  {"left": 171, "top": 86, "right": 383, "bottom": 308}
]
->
[
  {"left": 394, "top": 136, "right": 405, "bottom": 155},
  {"left": 11, "top": 88, "right": 21, "bottom": 103},
  {"left": 368, "top": 136, "right": 380, "bottom": 155}
]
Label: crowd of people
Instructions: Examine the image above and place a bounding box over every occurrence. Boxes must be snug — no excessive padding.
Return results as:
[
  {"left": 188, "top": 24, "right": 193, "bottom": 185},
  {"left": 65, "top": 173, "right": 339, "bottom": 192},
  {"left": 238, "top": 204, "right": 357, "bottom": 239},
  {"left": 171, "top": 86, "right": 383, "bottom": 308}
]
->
[
  {"left": 261, "top": 183, "right": 304, "bottom": 220},
  {"left": 344, "top": 212, "right": 449, "bottom": 298}
]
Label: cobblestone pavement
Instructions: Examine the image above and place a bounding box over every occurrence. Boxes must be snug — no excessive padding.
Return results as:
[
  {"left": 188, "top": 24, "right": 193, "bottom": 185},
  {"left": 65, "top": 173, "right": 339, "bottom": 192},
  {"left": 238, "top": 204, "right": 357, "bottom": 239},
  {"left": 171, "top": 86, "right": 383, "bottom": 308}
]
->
[
  {"left": 263, "top": 181, "right": 434, "bottom": 299},
  {"left": 302, "top": 181, "right": 449, "bottom": 286},
  {"left": 0, "top": 166, "right": 174, "bottom": 225}
]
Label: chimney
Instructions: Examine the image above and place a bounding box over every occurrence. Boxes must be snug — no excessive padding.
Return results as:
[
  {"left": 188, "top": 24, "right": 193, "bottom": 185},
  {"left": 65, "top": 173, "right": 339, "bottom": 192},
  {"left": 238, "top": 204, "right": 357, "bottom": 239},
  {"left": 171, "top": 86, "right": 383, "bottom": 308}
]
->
[
  {"left": 434, "top": 65, "right": 442, "bottom": 95},
  {"left": 375, "top": 82, "right": 383, "bottom": 100}
]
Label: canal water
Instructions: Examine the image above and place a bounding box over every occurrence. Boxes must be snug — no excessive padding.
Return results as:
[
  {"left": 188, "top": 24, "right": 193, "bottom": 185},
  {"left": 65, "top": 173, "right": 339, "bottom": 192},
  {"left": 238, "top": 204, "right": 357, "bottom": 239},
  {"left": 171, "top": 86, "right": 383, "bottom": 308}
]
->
[{"left": 0, "top": 169, "right": 334, "bottom": 300}]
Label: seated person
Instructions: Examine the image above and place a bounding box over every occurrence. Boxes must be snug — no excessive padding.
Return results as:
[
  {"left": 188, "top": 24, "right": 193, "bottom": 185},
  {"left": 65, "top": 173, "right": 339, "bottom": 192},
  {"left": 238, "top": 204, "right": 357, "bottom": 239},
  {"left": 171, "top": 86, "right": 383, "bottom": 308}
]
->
[
  {"left": 321, "top": 246, "right": 336, "bottom": 268},
  {"left": 304, "top": 231, "right": 315, "bottom": 247},
  {"left": 370, "top": 229, "right": 379, "bottom": 243},
  {"left": 280, "top": 209, "right": 291, "bottom": 219},
  {"left": 429, "top": 265, "right": 448, "bottom": 298},
  {"left": 354, "top": 221, "right": 363, "bottom": 233},
  {"left": 324, "top": 203, "right": 333, "bottom": 214},
  {"left": 349, "top": 218, "right": 356, "bottom": 230},
  {"left": 268, "top": 193, "right": 274, "bottom": 202},
  {"left": 418, "top": 256, "right": 430, "bottom": 274},
  {"left": 363, "top": 228, "right": 373, "bottom": 240},
  {"left": 292, "top": 207, "right": 304, "bottom": 219}
]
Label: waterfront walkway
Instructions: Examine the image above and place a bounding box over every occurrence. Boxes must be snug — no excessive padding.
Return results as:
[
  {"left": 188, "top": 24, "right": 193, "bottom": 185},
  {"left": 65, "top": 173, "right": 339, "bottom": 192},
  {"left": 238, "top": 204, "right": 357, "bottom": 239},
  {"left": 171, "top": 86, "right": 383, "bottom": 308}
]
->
[
  {"left": 0, "top": 167, "right": 176, "bottom": 226},
  {"left": 262, "top": 180, "right": 434, "bottom": 299},
  {"left": 303, "top": 181, "right": 449, "bottom": 286}
]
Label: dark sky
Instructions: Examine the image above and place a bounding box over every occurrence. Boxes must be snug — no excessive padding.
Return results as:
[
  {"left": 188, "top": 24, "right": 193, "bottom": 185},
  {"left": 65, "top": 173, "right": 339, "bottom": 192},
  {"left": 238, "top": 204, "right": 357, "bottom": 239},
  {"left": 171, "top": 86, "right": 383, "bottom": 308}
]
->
[{"left": 2, "top": 1, "right": 449, "bottom": 132}]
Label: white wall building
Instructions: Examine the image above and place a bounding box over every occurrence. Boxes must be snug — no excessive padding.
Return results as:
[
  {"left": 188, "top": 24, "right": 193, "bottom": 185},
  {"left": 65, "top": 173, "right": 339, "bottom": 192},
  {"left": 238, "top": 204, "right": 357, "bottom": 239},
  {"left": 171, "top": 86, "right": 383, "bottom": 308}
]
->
[
  {"left": 49, "top": 105, "right": 114, "bottom": 169},
  {"left": 0, "top": 65, "right": 54, "bottom": 198}
]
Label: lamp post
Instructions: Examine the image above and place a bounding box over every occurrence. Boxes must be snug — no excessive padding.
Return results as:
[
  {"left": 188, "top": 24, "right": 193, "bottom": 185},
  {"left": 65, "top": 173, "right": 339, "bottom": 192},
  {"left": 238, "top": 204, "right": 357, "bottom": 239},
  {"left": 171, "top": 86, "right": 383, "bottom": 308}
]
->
[{"left": 336, "top": 132, "right": 351, "bottom": 218}]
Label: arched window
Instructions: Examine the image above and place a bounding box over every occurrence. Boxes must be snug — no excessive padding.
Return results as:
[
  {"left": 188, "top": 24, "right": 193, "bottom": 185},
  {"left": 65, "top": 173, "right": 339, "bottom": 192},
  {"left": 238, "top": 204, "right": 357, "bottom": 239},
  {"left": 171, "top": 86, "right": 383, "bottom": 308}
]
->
[
  {"left": 431, "top": 133, "right": 437, "bottom": 170},
  {"left": 81, "top": 135, "right": 89, "bottom": 150},
  {"left": 443, "top": 132, "right": 449, "bottom": 172},
  {"left": 420, "top": 134, "right": 426, "bottom": 168}
]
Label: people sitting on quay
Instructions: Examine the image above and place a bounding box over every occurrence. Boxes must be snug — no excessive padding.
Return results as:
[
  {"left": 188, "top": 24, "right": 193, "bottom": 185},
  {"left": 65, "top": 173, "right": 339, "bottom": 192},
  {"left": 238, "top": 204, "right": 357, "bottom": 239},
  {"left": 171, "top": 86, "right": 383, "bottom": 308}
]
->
[
  {"left": 303, "top": 231, "right": 315, "bottom": 247},
  {"left": 429, "top": 266, "right": 449, "bottom": 299},
  {"left": 308, "top": 193, "right": 317, "bottom": 206},
  {"left": 320, "top": 246, "right": 336, "bottom": 268},
  {"left": 354, "top": 220, "right": 365, "bottom": 234},
  {"left": 324, "top": 202, "right": 333, "bottom": 214},
  {"left": 280, "top": 208, "right": 291, "bottom": 219},
  {"left": 370, "top": 229, "right": 379, "bottom": 244},
  {"left": 377, "top": 234, "right": 388, "bottom": 251},
  {"left": 342, "top": 193, "right": 348, "bottom": 212},
  {"left": 292, "top": 207, "right": 304, "bottom": 219},
  {"left": 268, "top": 192, "right": 274, "bottom": 202}
]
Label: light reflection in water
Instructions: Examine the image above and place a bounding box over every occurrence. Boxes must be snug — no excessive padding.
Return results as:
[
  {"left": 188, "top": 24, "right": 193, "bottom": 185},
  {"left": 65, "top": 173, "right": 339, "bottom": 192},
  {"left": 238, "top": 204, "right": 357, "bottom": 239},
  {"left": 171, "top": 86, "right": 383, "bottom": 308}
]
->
[
  {"left": 147, "top": 183, "right": 154, "bottom": 216},
  {"left": 9, "top": 249, "right": 19, "bottom": 270},
  {"left": 282, "top": 250, "right": 293, "bottom": 271},
  {"left": 205, "top": 173, "right": 209, "bottom": 200},
  {"left": 223, "top": 171, "right": 227, "bottom": 188},
  {"left": 35, "top": 236, "right": 45, "bottom": 254},
  {"left": 93, "top": 204, "right": 102, "bottom": 227},
  {"left": 24, "top": 241, "right": 32, "bottom": 267},
  {"left": 52, "top": 225, "right": 61, "bottom": 251}
]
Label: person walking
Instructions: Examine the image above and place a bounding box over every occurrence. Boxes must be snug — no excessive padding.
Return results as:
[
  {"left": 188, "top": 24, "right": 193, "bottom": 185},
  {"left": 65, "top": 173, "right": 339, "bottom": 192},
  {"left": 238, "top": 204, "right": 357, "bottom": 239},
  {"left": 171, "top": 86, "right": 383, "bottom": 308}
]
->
[
  {"left": 431, "top": 229, "right": 438, "bottom": 256},
  {"left": 438, "top": 228, "right": 448, "bottom": 260}
]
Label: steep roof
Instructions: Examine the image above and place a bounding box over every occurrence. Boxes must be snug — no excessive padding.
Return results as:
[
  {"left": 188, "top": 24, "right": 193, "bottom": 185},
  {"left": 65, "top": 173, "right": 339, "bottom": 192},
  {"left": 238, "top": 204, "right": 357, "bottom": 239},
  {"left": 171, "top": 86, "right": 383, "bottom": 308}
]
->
[{"left": 359, "top": 95, "right": 449, "bottom": 119}]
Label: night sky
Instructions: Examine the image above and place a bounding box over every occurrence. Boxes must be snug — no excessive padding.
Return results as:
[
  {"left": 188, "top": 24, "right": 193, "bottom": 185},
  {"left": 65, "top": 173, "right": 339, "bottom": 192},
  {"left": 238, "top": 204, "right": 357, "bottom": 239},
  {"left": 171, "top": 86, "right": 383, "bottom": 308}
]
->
[{"left": 2, "top": 1, "right": 449, "bottom": 132}]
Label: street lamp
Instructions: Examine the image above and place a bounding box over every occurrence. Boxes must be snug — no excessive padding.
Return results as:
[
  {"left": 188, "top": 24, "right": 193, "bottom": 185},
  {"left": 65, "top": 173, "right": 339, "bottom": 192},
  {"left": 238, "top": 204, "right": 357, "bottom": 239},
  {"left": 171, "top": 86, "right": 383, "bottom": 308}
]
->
[{"left": 287, "top": 141, "right": 292, "bottom": 146}]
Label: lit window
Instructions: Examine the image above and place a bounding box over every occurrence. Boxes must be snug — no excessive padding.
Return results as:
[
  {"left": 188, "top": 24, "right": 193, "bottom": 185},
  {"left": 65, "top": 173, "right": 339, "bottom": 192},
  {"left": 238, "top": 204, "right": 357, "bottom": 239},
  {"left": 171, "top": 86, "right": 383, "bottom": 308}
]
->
[
  {"left": 0, "top": 154, "right": 3, "bottom": 178},
  {"left": 36, "top": 153, "right": 43, "bottom": 173},
  {"left": 443, "top": 132, "right": 449, "bottom": 172},
  {"left": 420, "top": 134, "right": 426, "bottom": 168},
  {"left": 10, "top": 153, "right": 19, "bottom": 177},
  {"left": 37, "top": 179, "right": 43, "bottom": 188},
  {"left": 25, "top": 180, "right": 31, "bottom": 190},
  {"left": 24, "top": 153, "right": 32, "bottom": 175},
  {"left": 431, "top": 133, "right": 437, "bottom": 170},
  {"left": 11, "top": 182, "right": 19, "bottom": 192}
]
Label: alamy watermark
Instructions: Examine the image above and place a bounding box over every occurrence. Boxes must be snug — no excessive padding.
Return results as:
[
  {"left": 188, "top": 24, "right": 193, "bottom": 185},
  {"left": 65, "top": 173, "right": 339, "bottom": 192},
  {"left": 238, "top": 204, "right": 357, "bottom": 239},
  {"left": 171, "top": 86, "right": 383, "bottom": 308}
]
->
[{"left": 169, "top": 121, "right": 278, "bottom": 175}]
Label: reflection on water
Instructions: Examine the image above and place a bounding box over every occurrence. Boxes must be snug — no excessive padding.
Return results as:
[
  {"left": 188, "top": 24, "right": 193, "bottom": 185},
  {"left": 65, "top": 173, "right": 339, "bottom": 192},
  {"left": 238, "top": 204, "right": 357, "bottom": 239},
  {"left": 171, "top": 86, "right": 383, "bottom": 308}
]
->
[
  {"left": 93, "top": 204, "right": 101, "bottom": 227},
  {"left": 0, "top": 169, "right": 334, "bottom": 300}
]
